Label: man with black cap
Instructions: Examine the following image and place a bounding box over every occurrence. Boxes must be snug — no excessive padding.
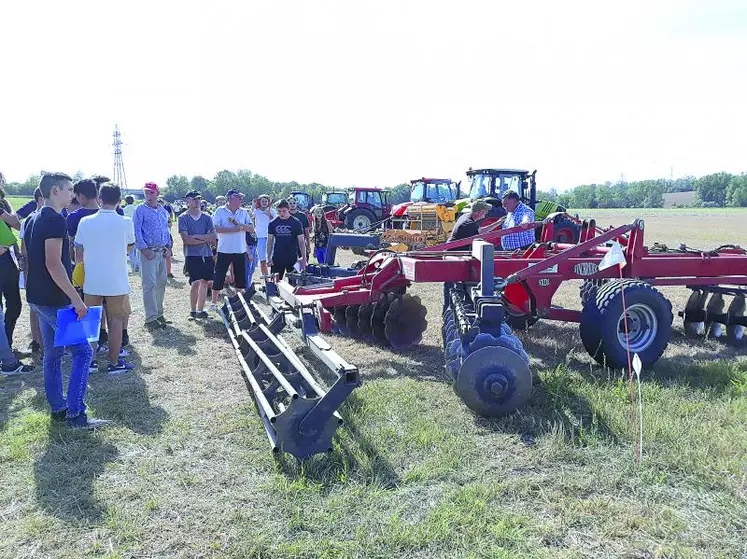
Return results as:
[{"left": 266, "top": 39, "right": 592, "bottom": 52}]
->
[
  {"left": 178, "top": 190, "right": 216, "bottom": 319},
  {"left": 209, "top": 189, "right": 254, "bottom": 311}
]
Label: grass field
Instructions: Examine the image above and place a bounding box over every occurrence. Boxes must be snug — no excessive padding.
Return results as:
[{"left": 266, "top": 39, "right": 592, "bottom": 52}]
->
[{"left": 1, "top": 210, "right": 746, "bottom": 558}]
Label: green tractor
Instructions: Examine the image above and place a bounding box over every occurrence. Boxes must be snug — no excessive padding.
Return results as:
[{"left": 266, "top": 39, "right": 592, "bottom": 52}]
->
[{"left": 460, "top": 168, "right": 580, "bottom": 243}]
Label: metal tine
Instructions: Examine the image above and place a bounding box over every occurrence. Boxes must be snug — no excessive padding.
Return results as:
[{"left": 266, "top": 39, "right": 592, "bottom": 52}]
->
[{"left": 240, "top": 332, "right": 299, "bottom": 401}]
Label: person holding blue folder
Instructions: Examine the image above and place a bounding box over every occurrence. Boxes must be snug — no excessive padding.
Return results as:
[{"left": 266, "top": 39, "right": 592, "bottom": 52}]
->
[{"left": 22, "top": 172, "right": 110, "bottom": 430}]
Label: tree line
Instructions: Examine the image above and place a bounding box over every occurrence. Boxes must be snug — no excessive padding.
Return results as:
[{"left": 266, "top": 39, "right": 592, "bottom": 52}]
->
[
  {"left": 4, "top": 168, "right": 747, "bottom": 209},
  {"left": 539, "top": 171, "right": 747, "bottom": 209}
]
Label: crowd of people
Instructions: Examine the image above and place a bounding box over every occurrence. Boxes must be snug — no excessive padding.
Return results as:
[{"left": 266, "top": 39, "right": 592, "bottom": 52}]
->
[{"left": 0, "top": 171, "right": 333, "bottom": 429}]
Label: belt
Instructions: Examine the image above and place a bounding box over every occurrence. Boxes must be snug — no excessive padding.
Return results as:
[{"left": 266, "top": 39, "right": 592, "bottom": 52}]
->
[{"left": 147, "top": 246, "right": 167, "bottom": 251}]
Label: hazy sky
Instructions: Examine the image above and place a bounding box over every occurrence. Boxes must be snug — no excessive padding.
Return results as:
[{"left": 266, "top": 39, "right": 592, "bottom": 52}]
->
[{"left": 1, "top": 0, "right": 745, "bottom": 191}]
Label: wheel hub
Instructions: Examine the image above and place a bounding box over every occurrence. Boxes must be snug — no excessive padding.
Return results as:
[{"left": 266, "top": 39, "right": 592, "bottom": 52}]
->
[{"left": 617, "top": 303, "right": 658, "bottom": 353}]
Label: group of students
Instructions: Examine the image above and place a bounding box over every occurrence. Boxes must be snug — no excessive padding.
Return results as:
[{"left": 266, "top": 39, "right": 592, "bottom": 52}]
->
[
  {"left": 0, "top": 171, "right": 336, "bottom": 429},
  {"left": 178, "top": 188, "right": 333, "bottom": 318}
]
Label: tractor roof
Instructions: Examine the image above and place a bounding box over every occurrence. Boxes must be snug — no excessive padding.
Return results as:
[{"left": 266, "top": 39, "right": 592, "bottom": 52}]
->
[
  {"left": 349, "top": 186, "right": 384, "bottom": 192},
  {"left": 409, "top": 178, "right": 455, "bottom": 184},
  {"left": 466, "top": 168, "right": 530, "bottom": 176}
]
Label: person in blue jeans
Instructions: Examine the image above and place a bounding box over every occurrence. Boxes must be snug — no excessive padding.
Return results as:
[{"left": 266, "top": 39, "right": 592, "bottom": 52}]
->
[{"left": 23, "top": 172, "right": 109, "bottom": 429}]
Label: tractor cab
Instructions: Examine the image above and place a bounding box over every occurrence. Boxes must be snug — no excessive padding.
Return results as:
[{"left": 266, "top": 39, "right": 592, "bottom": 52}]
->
[
  {"left": 289, "top": 191, "right": 313, "bottom": 212},
  {"left": 321, "top": 191, "right": 347, "bottom": 211},
  {"left": 335, "top": 187, "right": 391, "bottom": 231},
  {"left": 391, "top": 178, "right": 460, "bottom": 227}
]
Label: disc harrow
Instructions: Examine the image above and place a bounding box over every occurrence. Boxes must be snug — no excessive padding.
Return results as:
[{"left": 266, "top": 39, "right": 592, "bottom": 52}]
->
[
  {"left": 219, "top": 286, "right": 360, "bottom": 459},
  {"left": 678, "top": 286, "right": 747, "bottom": 344}
]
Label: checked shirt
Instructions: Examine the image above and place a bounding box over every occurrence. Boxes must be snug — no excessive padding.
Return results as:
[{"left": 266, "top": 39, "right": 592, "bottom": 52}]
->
[{"left": 501, "top": 202, "right": 536, "bottom": 250}]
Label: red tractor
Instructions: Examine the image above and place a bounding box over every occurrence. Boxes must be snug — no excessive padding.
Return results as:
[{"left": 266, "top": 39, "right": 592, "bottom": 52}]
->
[{"left": 328, "top": 187, "right": 391, "bottom": 231}]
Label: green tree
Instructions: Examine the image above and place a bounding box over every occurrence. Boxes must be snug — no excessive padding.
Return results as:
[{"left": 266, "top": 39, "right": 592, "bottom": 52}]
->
[
  {"left": 164, "top": 175, "right": 190, "bottom": 201},
  {"left": 726, "top": 174, "right": 747, "bottom": 207},
  {"left": 695, "top": 172, "right": 732, "bottom": 206}
]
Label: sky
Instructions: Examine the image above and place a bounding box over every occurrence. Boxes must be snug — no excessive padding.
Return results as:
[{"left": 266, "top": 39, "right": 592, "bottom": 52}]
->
[{"left": 1, "top": 0, "right": 746, "bottom": 191}]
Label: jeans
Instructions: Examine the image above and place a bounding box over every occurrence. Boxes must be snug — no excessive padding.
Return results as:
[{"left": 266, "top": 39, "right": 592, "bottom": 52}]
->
[
  {"left": 140, "top": 249, "right": 167, "bottom": 323},
  {"left": 30, "top": 303, "right": 93, "bottom": 418},
  {"left": 0, "top": 306, "right": 18, "bottom": 366},
  {"left": 315, "top": 247, "right": 328, "bottom": 265},
  {"left": 0, "top": 252, "right": 21, "bottom": 347},
  {"left": 245, "top": 245, "right": 258, "bottom": 287}
]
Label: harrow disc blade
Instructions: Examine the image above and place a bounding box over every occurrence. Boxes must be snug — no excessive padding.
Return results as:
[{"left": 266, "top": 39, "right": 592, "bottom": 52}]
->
[
  {"left": 371, "top": 294, "right": 393, "bottom": 346},
  {"left": 706, "top": 293, "right": 726, "bottom": 338},
  {"left": 384, "top": 294, "right": 428, "bottom": 350},
  {"left": 333, "top": 306, "right": 350, "bottom": 336},
  {"left": 727, "top": 295, "right": 746, "bottom": 344},
  {"left": 345, "top": 305, "right": 362, "bottom": 338},
  {"left": 357, "top": 303, "right": 375, "bottom": 341},
  {"left": 683, "top": 289, "right": 706, "bottom": 337},
  {"left": 455, "top": 346, "right": 532, "bottom": 417}
]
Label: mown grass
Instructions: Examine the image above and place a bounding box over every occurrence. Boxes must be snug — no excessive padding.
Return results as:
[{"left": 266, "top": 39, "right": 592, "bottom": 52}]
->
[{"left": 0, "top": 211, "right": 746, "bottom": 558}]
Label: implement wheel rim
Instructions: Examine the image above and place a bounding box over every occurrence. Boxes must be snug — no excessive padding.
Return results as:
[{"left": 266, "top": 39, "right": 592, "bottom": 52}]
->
[{"left": 617, "top": 303, "right": 658, "bottom": 353}]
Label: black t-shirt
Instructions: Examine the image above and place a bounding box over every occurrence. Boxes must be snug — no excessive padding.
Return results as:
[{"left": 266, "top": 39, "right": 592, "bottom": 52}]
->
[
  {"left": 314, "top": 221, "right": 331, "bottom": 248},
  {"left": 24, "top": 206, "right": 72, "bottom": 307},
  {"left": 246, "top": 229, "right": 257, "bottom": 247},
  {"left": 448, "top": 213, "right": 479, "bottom": 246},
  {"left": 291, "top": 211, "right": 309, "bottom": 231},
  {"left": 268, "top": 215, "right": 304, "bottom": 261}
]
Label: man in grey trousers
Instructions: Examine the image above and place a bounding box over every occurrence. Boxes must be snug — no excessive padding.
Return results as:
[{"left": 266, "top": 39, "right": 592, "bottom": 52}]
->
[{"left": 132, "top": 182, "right": 172, "bottom": 331}]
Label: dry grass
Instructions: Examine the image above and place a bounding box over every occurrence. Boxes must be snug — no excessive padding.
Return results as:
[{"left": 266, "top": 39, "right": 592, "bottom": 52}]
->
[{"left": 0, "top": 210, "right": 746, "bottom": 558}]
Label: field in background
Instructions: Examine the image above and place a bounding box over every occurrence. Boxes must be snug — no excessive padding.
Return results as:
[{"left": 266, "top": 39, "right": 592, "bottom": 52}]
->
[
  {"left": 5, "top": 196, "right": 32, "bottom": 210},
  {"left": 0, "top": 209, "right": 745, "bottom": 558}
]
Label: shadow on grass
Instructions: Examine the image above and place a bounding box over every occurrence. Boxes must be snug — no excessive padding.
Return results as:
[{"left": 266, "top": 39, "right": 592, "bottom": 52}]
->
[
  {"left": 88, "top": 347, "right": 169, "bottom": 436},
  {"left": 148, "top": 324, "right": 198, "bottom": 356},
  {"left": 34, "top": 425, "right": 119, "bottom": 523}
]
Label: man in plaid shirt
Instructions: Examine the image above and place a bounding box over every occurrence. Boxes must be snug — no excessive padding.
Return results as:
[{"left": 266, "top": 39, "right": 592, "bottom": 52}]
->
[{"left": 500, "top": 191, "right": 535, "bottom": 250}]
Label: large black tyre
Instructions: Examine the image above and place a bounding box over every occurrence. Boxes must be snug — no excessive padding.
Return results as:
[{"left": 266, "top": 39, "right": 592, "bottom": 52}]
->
[
  {"left": 580, "top": 279, "right": 609, "bottom": 307},
  {"left": 346, "top": 209, "right": 374, "bottom": 230},
  {"left": 580, "top": 280, "right": 672, "bottom": 369},
  {"left": 553, "top": 216, "right": 581, "bottom": 244}
]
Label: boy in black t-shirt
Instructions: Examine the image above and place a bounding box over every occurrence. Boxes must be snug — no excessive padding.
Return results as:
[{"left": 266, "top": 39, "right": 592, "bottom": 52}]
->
[
  {"left": 266, "top": 200, "right": 306, "bottom": 280},
  {"left": 24, "top": 172, "right": 108, "bottom": 430}
]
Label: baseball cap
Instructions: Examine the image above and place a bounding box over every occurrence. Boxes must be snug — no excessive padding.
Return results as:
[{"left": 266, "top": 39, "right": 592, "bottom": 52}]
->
[
  {"left": 143, "top": 182, "right": 159, "bottom": 193},
  {"left": 184, "top": 190, "right": 202, "bottom": 199},
  {"left": 470, "top": 200, "right": 491, "bottom": 213},
  {"left": 226, "top": 189, "right": 244, "bottom": 198}
]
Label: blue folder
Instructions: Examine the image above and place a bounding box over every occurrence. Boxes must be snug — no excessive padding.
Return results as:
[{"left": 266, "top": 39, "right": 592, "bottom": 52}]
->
[{"left": 54, "top": 306, "right": 103, "bottom": 347}]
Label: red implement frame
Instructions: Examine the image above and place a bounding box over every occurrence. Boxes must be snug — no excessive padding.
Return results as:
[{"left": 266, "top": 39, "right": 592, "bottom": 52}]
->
[{"left": 278, "top": 219, "right": 747, "bottom": 329}]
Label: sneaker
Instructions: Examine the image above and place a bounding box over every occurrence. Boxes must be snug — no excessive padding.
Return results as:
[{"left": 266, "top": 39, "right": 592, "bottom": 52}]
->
[
  {"left": 13, "top": 347, "right": 32, "bottom": 359},
  {"left": 119, "top": 348, "right": 128, "bottom": 358},
  {"left": 145, "top": 321, "right": 165, "bottom": 332},
  {"left": 107, "top": 359, "right": 135, "bottom": 375},
  {"left": 29, "top": 341, "right": 42, "bottom": 354},
  {"left": 156, "top": 316, "right": 173, "bottom": 325},
  {"left": 89, "top": 360, "right": 98, "bottom": 373},
  {"left": 51, "top": 409, "right": 68, "bottom": 422},
  {"left": 1, "top": 362, "right": 35, "bottom": 376},
  {"left": 209, "top": 303, "right": 219, "bottom": 312},
  {"left": 197, "top": 311, "right": 209, "bottom": 319},
  {"left": 68, "top": 413, "right": 112, "bottom": 430},
  {"left": 96, "top": 344, "right": 109, "bottom": 354},
  {"left": 188, "top": 311, "right": 198, "bottom": 320}
]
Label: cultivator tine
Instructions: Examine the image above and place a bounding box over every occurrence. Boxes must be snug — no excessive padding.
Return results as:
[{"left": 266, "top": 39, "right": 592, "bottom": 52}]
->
[{"left": 219, "top": 289, "right": 359, "bottom": 459}]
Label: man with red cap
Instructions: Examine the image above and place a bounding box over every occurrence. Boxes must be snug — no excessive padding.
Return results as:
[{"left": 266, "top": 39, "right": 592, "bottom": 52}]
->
[{"left": 133, "top": 182, "right": 172, "bottom": 331}]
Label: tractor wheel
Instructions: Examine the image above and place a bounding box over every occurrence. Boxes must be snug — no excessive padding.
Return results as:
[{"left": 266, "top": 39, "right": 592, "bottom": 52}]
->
[
  {"left": 580, "top": 279, "right": 608, "bottom": 307},
  {"left": 582, "top": 280, "right": 672, "bottom": 369},
  {"left": 346, "top": 209, "right": 373, "bottom": 231},
  {"left": 553, "top": 217, "right": 581, "bottom": 244}
]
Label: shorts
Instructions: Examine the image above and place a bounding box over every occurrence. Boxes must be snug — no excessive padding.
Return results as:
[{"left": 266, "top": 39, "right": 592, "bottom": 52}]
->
[
  {"left": 186, "top": 256, "right": 215, "bottom": 284},
  {"left": 84, "top": 294, "right": 132, "bottom": 319},
  {"left": 271, "top": 260, "right": 296, "bottom": 281},
  {"left": 257, "top": 237, "right": 268, "bottom": 262},
  {"left": 213, "top": 252, "right": 246, "bottom": 291}
]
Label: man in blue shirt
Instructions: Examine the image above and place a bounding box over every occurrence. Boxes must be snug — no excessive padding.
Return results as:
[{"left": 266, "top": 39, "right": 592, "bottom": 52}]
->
[
  {"left": 500, "top": 191, "right": 536, "bottom": 250},
  {"left": 133, "top": 182, "right": 172, "bottom": 330}
]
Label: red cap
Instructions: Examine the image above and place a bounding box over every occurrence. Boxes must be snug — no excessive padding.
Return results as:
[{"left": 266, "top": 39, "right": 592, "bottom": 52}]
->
[{"left": 143, "top": 182, "right": 159, "bottom": 193}]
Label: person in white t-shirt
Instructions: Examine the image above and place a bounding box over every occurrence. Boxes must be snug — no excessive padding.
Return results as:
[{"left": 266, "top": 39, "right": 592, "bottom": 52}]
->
[
  {"left": 253, "top": 194, "right": 276, "bottom": 278},
  {"left": 209, "top": 188, "right": 254, "bottom": 311},
  {"left": 75, "top": 184, "right": 136, "bottom": 374}
]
